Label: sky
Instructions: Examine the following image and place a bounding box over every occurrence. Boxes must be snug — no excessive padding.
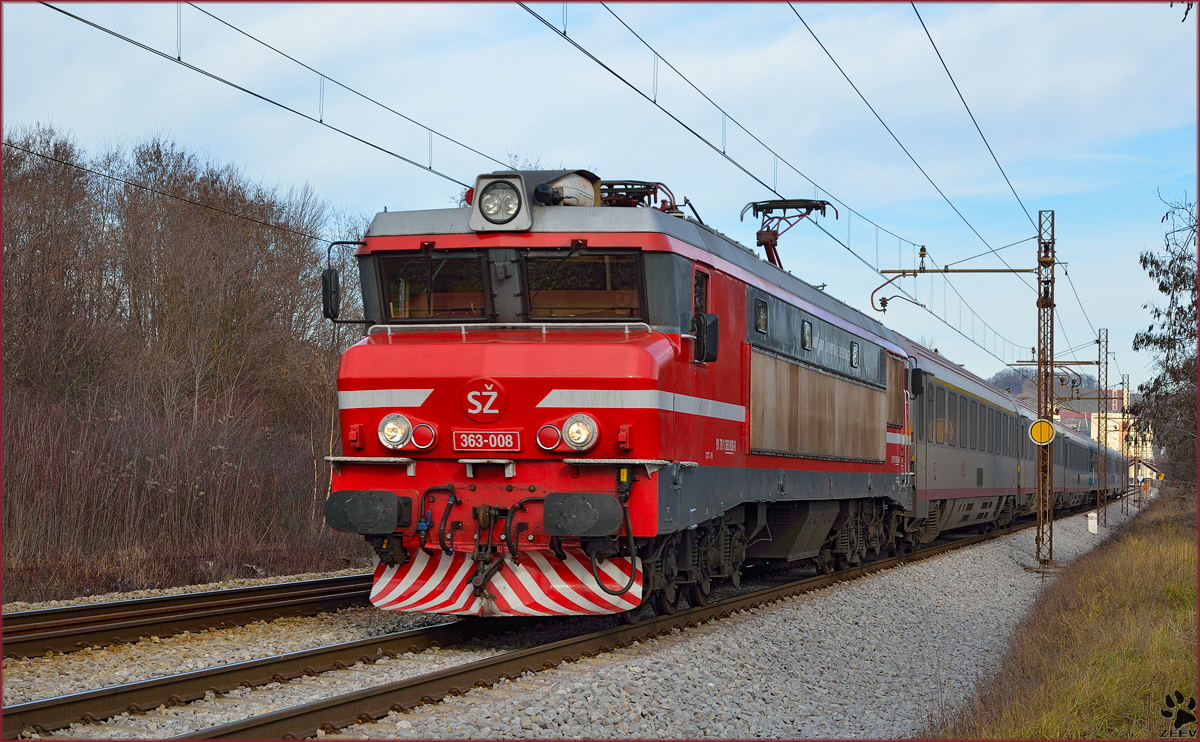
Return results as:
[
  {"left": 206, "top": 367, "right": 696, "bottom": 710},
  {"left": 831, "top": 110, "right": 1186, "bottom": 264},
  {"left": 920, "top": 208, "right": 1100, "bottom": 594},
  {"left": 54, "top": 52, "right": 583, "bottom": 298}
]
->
[{"left": 4, "top": 2, "right": 1196, "bottom": 391}]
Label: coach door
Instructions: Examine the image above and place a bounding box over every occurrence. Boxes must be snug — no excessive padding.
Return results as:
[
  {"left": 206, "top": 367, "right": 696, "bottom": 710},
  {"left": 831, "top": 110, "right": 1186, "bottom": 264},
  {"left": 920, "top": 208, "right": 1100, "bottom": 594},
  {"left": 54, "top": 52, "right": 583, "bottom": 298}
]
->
[{"left": 910, "top": 363, "right": 931, "bottom": 520}]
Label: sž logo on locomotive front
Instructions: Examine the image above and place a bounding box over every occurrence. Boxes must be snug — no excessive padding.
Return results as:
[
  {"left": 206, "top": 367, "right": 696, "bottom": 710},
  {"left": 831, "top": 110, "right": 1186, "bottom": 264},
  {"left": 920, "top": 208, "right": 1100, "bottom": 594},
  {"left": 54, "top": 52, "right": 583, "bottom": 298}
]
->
[{"left": 461, "top": 377, "right": 507, "bottom": 423}]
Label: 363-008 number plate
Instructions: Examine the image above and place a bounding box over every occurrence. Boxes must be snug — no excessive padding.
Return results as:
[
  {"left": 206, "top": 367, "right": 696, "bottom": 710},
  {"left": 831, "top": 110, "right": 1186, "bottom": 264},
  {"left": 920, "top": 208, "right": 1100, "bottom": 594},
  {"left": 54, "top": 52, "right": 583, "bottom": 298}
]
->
[{"left": 452, "top": 430, "right": 522, "bottom": 452}]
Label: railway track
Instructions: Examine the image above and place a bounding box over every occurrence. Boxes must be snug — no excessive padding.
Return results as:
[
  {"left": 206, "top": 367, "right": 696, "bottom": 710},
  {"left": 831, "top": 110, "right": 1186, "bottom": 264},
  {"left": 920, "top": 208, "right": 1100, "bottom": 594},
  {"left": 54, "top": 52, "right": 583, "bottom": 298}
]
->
[
  {"left": 2, "top": 574, "right": 373, "bottom": 660},
  {"left": 5, "top": 506, "right": 1113, "bottom": 740}
]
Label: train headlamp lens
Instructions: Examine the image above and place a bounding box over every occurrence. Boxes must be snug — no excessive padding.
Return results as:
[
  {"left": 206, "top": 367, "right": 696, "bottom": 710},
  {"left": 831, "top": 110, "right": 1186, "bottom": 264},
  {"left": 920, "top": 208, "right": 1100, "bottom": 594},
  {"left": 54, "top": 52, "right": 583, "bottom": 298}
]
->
[
  {"left": 379, "top": 413, "right": 412, "bottom": 449},
  {"left": 563, "top": 414, "right": 598, "bottom": 451},
  {"left": 479, "top": 181, "right": 521, "bottom": 224}
]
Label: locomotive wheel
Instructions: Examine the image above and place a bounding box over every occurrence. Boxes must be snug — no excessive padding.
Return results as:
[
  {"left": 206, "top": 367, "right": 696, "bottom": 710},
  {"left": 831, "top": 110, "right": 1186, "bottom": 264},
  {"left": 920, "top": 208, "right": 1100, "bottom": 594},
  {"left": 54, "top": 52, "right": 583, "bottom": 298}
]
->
[
  {"left": 619, "top": 599, "right": 652, "bottom": 624},
  {"left": 686, "top": 580, "right": 713, "bottom": 607},
  {"left": 654, "top": 585, "right": 682, "bottom": 615}
]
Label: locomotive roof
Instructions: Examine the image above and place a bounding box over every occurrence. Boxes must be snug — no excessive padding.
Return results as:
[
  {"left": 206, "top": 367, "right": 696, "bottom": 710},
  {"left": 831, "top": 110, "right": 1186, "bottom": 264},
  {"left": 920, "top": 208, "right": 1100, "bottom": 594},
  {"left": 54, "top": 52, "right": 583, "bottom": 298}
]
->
[{"left": 367, "top": 204, "right": 904, "bottom": 351}]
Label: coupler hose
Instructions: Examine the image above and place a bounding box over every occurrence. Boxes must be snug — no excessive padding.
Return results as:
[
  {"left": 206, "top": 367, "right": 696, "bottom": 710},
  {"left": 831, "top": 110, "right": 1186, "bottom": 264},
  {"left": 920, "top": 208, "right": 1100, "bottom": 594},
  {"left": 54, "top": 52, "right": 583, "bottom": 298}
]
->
[
  {"left": 421, "top": 485, "right": 457, "bottom": 555},
  {"left": 589, "top": 502, "right": 639, "bottom": 597},
  {"left": 505, "top": 496, "right": 544, "bottom": 561}
]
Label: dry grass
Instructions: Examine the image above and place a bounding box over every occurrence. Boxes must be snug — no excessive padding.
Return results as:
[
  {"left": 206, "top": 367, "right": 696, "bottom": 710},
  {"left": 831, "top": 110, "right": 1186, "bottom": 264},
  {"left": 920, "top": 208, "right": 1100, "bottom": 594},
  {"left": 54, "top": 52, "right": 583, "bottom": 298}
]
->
[{"left": 933, "top": 484, "right": 1197, "bottom": 739}]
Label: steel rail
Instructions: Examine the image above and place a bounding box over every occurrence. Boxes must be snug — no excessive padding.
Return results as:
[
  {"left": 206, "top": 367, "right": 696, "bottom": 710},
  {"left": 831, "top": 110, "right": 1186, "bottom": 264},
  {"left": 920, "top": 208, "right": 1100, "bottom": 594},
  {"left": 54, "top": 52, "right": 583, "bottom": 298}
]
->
[
  {"left": 8, "top": 497, "right": 1126, "bottom": 740},
  {"left": 171, "top": 512, "right": 1092, "bottom": 740},
  {"left": 2, "top": 619, "right": 478, "bottom": 739},
  {"left": 2, "top": 574, "right": 373, "bottom": 659}
]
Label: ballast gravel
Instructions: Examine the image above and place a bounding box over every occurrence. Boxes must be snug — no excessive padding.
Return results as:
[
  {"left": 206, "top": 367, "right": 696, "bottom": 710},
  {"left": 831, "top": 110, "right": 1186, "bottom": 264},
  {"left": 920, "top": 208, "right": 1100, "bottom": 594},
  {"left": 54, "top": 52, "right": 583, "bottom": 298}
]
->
[
  {"left": 338, "top": 504, "right": 1137, "bottom": 740},
  {"left": 2, "top": 606, "right": 450, "bottom": 706},
  {"left": 8, "top": 502, "right": 1138, "bottom": 739}
]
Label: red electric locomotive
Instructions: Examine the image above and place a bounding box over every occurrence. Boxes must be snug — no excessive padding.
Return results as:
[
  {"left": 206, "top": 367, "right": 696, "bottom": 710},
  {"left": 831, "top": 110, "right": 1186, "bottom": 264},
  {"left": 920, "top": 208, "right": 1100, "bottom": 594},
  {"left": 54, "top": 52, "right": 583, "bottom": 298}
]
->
[{"left": 321, "top": 169, "right": 1119, "bottom": 621}]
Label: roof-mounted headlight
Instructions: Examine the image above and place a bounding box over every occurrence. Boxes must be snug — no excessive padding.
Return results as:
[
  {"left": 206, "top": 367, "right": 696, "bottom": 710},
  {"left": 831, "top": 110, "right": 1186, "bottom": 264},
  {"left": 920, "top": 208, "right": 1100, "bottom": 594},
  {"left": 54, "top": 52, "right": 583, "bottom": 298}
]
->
[{"left": 479, "top": 181, "right": 521, "bottom": 224}]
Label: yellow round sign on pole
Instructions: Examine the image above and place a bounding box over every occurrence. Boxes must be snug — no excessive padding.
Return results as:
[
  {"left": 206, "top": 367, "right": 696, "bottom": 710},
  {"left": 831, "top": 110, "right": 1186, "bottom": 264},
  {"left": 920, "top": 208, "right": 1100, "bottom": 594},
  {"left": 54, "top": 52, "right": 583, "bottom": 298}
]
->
[{"left": 1029, "top": 418, "right": 1055, "bottom": 446}]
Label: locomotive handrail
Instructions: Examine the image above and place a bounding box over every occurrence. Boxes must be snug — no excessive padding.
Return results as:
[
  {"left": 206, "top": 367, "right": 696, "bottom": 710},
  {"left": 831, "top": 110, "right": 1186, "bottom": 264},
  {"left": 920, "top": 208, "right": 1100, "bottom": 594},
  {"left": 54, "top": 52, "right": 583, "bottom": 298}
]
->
[{"left": 368, "top": 322, "right": 653, "bottom": 337}]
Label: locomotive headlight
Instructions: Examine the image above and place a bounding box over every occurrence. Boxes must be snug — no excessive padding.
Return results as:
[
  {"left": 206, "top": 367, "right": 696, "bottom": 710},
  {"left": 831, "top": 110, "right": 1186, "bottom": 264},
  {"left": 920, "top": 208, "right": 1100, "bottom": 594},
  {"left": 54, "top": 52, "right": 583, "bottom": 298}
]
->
[
  {"left": 563, "top": 413, "right": 598, "bottom": 451},
  {"left": 378, "top": 413, "right": 412, "bottom": 449},
  {"left": 479, "top": 181, "right": 521, "bottom": 224}
]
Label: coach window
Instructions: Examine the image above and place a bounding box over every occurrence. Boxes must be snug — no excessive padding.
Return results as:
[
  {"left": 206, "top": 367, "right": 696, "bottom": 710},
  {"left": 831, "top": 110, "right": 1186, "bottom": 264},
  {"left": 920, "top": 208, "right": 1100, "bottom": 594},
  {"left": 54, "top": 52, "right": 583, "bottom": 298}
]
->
[
  {"left": 380, "top": 251, "right": 489, "bottom": 321},
  {"left": 959, "top": 398, "right": 969, "bottom": 449},
  {"left": 969, "top": 401, "right": 978, "bottom": 450},
  {"left": 986, "top": 408, "right": 994, "bottom": 453},
  {"left": 980, "top": 404, "right": 988, "bottom": 453},
  {"left": 935, "top": 386, "right": 946, "bottom": 444},
  {"left": 524, "top": 250, "right": 642, "bottom": 320},
  {"left": 946, "top": 393, "right": 957, "bottom": 446}
]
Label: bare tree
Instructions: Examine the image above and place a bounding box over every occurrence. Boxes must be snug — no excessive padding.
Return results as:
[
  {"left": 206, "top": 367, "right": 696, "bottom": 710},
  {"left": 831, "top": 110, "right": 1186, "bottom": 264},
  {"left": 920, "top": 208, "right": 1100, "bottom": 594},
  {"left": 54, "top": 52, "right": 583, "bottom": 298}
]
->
[{"left": 1130, "top": 193, "right": 1197, "bottom": 480}]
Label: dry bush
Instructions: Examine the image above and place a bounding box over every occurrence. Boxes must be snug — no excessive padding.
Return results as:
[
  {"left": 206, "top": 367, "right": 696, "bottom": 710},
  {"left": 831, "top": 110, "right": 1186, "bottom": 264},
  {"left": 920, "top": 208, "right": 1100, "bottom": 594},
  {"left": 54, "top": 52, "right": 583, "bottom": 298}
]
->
[
  {"left": 933, "top": 485, "right": 1198, "bottom": 738},
  {"left": 3, "top": 123, "right": 369, "bottom": 601}
]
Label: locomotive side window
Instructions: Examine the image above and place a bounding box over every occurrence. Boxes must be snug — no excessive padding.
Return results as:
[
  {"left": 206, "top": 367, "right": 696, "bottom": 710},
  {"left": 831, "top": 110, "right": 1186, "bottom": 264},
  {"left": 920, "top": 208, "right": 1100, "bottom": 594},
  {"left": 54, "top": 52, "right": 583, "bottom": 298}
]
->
[
  {"left": 379, "top": 252, "right": 488, "bottom": 320},
  {"left": 693, "top": 269, "right": 709, "bottom": 316},
  {"left": 970, "top": 401, "right": 978, "bottom": 450},
  {"left": 754, "top": 298, "right": 768, "bottom": 334},
  {"left": 935, "top": 386, "right": 946, "bottom": 444},
  {"left": 801, "top": 320, "right": 813, "bottom": 350},
  {"left": 525, "top": 251, "right": 642, "bottom": 320}
]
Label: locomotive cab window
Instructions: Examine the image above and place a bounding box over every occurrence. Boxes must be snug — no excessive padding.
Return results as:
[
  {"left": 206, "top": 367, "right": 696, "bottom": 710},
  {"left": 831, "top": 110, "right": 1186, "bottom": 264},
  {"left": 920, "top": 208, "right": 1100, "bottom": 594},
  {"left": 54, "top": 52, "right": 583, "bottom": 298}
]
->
[
  {"left": 524, "top": 250, "right": 642, "bottom": 320},
  {"left": 379, "top": 251, "right": 489, "bottom": 321}
]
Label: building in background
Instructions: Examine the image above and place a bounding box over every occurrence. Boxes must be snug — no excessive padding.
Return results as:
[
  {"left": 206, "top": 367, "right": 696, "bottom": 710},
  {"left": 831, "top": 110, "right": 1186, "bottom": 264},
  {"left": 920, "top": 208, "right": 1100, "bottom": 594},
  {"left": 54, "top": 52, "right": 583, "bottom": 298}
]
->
[{"left": 1057, "top": 387, "right": 1156, "bottom": 483}]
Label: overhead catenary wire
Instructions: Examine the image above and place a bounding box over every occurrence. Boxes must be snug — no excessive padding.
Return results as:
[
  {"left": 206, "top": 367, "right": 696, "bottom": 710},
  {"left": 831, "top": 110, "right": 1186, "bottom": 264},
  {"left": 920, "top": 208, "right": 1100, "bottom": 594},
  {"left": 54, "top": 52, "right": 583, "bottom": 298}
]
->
[
  {"left": 560, "top": 3, "right": 1029, "bottom": 366},
  {"left": 909, "top": 2, "right": 1099, "bottom": 359},
  {"left": 910, "top": 2, "right": 1036, "bottom": 231},
  {"left": 597, "top": 2, "right": 928, "bottom": 256},
  {"left": 184, "top": 3, "right": 510, "bottom": 173},
  {"left": 1059, "top": 261, "right": 1098, "bottom": 337},
  {"left": 5, "top": 140, "right": 331, "bottom": 244},
  {"left": 52, "top": 0, "right": 1047, "bottom": 372},
  {"left": 786, "top": 3, "right": 1096, "bottom": 363},
  {"left": 42, "top": 2, "right": 472, "bottom": 189},
  {"left": 943, "top": 236, "right": 1036, "bottom": 267},
  {"left": 787, "top": 3, "right": 1035, "bottom": 296}
]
